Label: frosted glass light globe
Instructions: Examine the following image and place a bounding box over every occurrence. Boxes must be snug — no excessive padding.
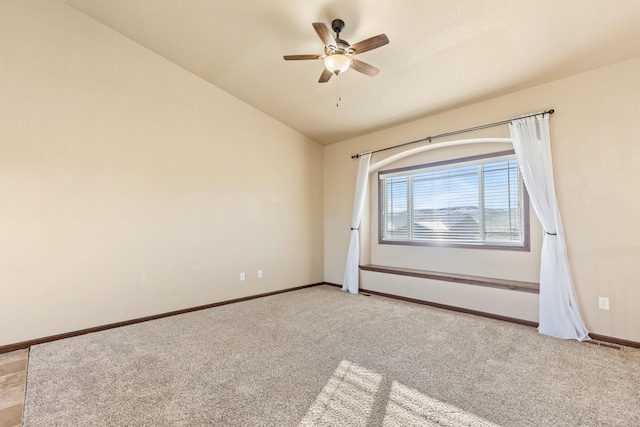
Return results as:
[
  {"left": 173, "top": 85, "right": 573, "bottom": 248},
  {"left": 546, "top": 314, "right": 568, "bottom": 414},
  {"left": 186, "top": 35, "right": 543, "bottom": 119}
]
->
[{"left": 324, "top": 54, "right": 351, "bottom": 75}]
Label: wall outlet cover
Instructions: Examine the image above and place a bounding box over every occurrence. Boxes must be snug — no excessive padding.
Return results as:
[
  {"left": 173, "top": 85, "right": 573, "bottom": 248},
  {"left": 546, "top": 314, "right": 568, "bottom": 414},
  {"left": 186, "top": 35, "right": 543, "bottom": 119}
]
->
[{"left": 598, "top": 297, "right": 609, "bottom": 310}]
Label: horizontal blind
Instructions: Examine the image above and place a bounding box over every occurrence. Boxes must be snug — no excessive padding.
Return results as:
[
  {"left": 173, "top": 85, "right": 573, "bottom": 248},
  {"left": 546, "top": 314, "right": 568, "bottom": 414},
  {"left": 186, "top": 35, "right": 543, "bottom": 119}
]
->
[
  {"left": 483, "top": 159, "right": 523, "bottom": 242},
  {"left": 381, "top": 176, "right": 409, "bottom": 240},
  {"left": 380, "top": 154, "right": 524, "bottom": 246},
  {"left": 412, "top": 165, "right": 479, "bottom": 241}
]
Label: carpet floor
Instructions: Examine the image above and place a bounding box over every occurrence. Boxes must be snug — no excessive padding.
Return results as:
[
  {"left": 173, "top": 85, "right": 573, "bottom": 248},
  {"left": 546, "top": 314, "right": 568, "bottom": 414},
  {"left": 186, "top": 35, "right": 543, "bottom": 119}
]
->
[{"left": 24, "top": 285, "right": 640, "bottom": 426}]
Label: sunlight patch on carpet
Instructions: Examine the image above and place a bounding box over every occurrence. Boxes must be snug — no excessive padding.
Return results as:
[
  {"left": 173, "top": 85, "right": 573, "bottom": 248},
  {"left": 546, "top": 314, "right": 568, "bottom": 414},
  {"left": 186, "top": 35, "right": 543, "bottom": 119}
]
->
[
  {"left": 299, "top": 360, "right": 382, "bottom": 426},
  {"left": 384, "top": 381, "right": 500, "bottom": 426},
  {"left": 300, "top": 360, "right": 500, "bottom": 427}
]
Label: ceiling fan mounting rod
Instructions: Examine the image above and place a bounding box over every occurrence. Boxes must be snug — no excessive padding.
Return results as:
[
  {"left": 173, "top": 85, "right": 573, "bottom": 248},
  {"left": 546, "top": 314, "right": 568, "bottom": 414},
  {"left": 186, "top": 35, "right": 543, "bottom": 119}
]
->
[{"left": 331, "top": 19, "right": 345, "bottom": 36}]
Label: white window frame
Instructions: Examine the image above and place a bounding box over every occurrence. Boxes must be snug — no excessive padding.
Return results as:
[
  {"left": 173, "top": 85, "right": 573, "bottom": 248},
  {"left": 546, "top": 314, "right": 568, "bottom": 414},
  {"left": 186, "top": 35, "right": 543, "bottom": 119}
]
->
[{"left": 378, "top": 150, "right": 530, "bottom": 251}]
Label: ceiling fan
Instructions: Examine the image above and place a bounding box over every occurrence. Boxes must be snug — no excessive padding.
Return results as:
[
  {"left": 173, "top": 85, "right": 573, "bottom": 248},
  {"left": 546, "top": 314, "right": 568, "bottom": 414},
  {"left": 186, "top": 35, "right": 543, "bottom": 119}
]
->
[{"left": 283, "top": 19, "right": 389, "bottom": 83}]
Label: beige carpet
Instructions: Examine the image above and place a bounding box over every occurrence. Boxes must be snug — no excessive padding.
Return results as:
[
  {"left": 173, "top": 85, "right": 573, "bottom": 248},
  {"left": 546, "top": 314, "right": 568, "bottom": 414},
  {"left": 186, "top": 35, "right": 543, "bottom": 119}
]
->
[{"left": 24, "top": 285, "right": 640, "bottom": 426}]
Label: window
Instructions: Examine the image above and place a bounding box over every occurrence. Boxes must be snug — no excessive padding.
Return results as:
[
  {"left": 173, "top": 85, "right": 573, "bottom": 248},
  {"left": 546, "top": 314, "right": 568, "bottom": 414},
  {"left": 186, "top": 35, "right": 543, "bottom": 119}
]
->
[{"left": 379, "top": 150, "right": 529, "bottom": 250}]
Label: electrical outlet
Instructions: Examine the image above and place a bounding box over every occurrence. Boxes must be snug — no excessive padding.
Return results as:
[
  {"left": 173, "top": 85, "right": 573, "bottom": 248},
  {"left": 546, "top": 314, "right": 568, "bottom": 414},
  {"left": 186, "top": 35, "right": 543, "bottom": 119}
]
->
[
  {"left": 598, "top": 297, "right": 609, "bottom": 310},
  {"left": 258, "top": 270, "right": 263, "bottom": 278},
  {"left": 240, "top": 272, "right": 245, "bottom": 281}
]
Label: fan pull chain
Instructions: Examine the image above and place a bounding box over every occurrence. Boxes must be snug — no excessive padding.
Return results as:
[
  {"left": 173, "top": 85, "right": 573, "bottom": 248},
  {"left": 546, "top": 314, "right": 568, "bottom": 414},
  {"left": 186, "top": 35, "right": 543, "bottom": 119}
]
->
[{"left": 336, "top": 73, "right": 342, "bottom": 107}]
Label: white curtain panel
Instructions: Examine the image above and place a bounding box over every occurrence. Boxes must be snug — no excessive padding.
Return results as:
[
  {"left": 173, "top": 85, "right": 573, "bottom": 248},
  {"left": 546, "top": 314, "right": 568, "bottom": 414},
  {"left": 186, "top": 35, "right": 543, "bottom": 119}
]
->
[
  {"left": 342, "top": 153, "right": 372, "bottom": 294},
  {"left": 509, "top": 114, "right": 590, "bottom": 341}
]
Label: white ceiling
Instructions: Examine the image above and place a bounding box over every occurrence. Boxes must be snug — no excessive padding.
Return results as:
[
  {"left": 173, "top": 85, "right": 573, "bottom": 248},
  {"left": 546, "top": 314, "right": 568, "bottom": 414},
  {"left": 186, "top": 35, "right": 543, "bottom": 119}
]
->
[{"left": 65, "top": 0, "right": 640, "bottom": 145}]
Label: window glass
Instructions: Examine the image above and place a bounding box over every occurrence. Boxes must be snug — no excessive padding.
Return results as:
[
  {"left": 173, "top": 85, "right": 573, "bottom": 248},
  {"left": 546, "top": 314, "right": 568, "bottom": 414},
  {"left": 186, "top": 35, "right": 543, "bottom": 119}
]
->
[{"left": 379, "top": 151, "right": 529, "bottom": 250}]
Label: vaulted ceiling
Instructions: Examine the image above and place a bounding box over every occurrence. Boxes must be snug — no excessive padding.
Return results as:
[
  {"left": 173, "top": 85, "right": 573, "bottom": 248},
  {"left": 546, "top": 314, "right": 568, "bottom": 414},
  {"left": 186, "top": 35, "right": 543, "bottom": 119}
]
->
[{"left": 65, "top": 0, "right": 640, "bottom": 145}]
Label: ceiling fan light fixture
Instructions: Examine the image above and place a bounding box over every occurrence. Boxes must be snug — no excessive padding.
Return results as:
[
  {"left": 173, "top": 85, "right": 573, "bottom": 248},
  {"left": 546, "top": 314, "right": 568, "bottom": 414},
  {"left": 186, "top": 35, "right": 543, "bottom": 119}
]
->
[{"left": 324, "top": 54, "right": 351, "bottom": 75}]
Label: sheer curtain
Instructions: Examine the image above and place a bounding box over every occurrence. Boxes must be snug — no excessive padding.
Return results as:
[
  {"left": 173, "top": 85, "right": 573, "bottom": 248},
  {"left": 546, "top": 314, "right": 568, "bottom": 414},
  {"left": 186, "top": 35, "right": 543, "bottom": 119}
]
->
[
  {"left": 342, "top": 153, "right": 371, "bottom": 294},
  {"left": 509, "top": 114, "right": 589, "bottom": 341}
]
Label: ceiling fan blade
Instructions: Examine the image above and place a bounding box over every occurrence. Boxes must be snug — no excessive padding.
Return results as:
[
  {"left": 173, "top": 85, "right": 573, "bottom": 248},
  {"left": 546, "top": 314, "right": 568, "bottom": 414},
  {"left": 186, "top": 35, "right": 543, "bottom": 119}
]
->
[
  {"left": 283, "top": 54, "right": 323, "bottom": 60},
  {"left": 318, "top": 68, "right": 334, "bottom": 83},
  {"left": 350, "top": 34, "right": 389, "bottom": 54},
  {"left": 350, "top": 58, "right": 379, "bottom": 76},
  {"left": 312, "top": 22, "right": 336, "bottom": 49}
]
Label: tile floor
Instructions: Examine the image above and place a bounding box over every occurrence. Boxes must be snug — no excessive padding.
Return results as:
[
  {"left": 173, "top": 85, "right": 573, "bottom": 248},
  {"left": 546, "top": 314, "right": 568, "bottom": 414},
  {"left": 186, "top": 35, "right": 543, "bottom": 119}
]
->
[{"left": 0, "top": 349, "right": 28, "bottom": 427}]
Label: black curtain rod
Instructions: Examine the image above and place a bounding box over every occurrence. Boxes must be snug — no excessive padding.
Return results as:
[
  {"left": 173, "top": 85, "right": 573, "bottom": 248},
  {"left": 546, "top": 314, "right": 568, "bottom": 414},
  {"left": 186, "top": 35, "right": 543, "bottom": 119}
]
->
[{"left": 351, "top": 109, "right": 555, "bottom": 159}]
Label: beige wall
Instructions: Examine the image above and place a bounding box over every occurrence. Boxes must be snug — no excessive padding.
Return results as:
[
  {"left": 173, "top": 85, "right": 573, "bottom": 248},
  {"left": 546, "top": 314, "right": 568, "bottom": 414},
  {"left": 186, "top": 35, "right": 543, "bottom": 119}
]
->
[
  {"left": 324, "top": 56, "right": 640, "bottom": 343},
  {"left": 0, "top": 0, "right": 323, "bottom": 346}
]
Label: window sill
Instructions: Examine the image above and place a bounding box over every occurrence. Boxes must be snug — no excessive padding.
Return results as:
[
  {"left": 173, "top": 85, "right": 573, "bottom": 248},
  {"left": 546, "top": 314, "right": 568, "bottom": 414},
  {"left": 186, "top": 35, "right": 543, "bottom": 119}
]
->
[{"left": 359, "top": 264, "right": 539, "bottom": 294}]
